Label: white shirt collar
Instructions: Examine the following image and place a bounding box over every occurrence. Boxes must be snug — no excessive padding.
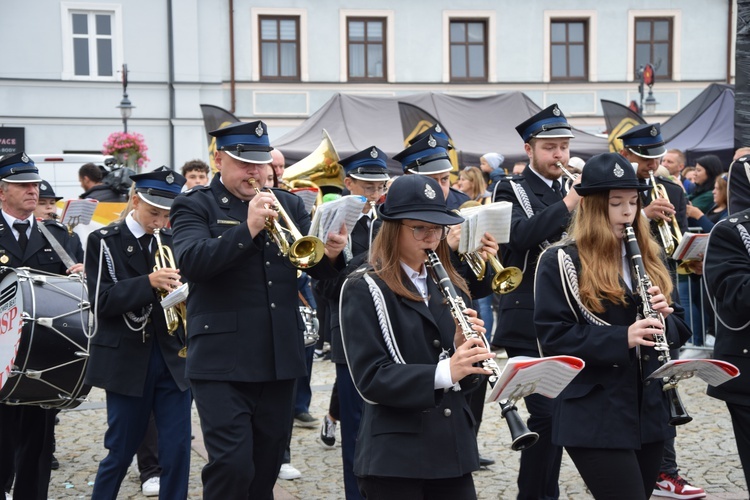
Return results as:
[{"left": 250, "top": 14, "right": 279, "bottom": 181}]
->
[
  {"left": 400, "top": 261, "right": 429, "bottom": 304},
  {"left": 125, "top": 211, "right": 148, "bottom": 239},
  {"left": 528, "top": 165, "right": 555, "bottom": 189},
  {"left": 3, "top": 211, "right": 34, "bottom": 236}
]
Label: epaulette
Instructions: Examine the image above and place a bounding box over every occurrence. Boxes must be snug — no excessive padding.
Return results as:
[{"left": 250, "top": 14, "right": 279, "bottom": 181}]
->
[
  {"left": 184, "top": 184, "right": 211, "bottom": 196},
  {"left": 97, "top": 224, "right": 121, "bottom": 238},
  {"left": 42, "top": 219, "right": 67, "bottom": 230},
  {"left": 502, "top": 174, "right": 525, "bottom": 182}
]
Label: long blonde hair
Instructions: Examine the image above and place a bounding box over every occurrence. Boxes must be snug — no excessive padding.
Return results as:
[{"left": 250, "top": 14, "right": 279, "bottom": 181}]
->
[
  {"left": 459, "top": 166, "right": 487, "bottom": 201},
  {"left": 369, "top": 220, "right": 470, "bottom": 301},
  {"left": 570, "top": 192, "right": 673, "bottom": 313}
]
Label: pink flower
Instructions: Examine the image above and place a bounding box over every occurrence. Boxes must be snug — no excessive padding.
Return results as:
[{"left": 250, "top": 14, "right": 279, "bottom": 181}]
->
[{"left": 102, "top": 131, "right": 150, "bottom": 167}]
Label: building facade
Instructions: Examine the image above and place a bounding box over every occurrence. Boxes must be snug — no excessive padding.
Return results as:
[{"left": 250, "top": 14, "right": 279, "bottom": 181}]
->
[{"left": 0, "top": 0, "right": 736, "bottom": 170}]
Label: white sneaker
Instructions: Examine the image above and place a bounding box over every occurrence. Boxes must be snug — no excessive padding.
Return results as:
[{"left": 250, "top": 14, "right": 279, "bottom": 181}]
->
[
  {"left": 278, "top": 463, "right": 302, "bottom": 480},
  {"left": 141, "top": 476, "right": 160, "bottom": 497}
]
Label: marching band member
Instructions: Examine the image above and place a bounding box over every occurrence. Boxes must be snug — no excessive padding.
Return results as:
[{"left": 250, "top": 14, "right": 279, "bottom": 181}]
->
[
  {"left": 534, "top": 152, "right": 691, "bottom": 499},
  {"left": 340, "top": 174, "right": 493, "bottom": 500},
  {"left": 85, "top": 169, "right": 191, "bottom": 499},
  {"left": 703, "top": 180, "right": 750, "bottom": 492},
  {"left": 491, "top": 104, "right": 580, "bottom": 498},
  {"left": 0, "top": 154, "right": 81, "bottom": 500},
  {"left": 169, "top": 121, "right": 347, "bottom": 499}
]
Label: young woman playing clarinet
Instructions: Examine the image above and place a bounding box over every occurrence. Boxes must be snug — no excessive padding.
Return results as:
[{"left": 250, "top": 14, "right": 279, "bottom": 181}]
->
[
  {"left": 534, "top": 152, "right": 692, "bottom": 499},
  {"left": 340, "top": 175, "right": 494, "bottom": 500}
]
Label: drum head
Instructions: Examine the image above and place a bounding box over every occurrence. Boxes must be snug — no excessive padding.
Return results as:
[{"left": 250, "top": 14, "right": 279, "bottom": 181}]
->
[{"left": 0, "top": 268, "right": 23, "bottom": 392}]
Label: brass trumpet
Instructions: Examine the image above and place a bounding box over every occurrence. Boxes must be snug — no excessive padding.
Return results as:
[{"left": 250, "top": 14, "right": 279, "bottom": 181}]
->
[
  {"left": 555, "top": 161, "right": 579, "bottom": 192},
  {"left": 648, "top": 170, "right": 683, "bottom": 256},
  {"left": 248, "top": 178, "right": 326, "bottom": 269},
  {"left": 153, "top": 228, "right": 188, "bottom": 358}
]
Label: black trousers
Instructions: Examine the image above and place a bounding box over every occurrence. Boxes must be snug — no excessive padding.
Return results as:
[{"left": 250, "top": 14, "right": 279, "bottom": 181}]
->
[
  {"left": 566, "top": 441, "right": 664, "bottom": 500},
  {"left": 358, "top": 473, "right": 476, "bottom": 500},
  {"left": 505, "top": 347, "right": 563, "bottom": 500},
  {"left": 136, "top": 414, "right": 161, "bottom": 484},
  {"left": 727, "top": 402, "right": 750, "bottom": 490}
]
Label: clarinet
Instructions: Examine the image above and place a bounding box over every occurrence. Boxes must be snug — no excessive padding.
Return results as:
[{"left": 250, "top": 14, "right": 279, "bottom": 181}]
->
[
  {"left": 425, "top": 249, "right": 539, "bottom": 450},
  {"left": 623, "top": 224, "right": 692, "bottom": 426}
]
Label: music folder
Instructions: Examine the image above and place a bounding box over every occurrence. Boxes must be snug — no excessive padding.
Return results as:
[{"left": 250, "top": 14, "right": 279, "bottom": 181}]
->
[
  {"left": 647, "top": 358, "right": 739, "bottom": 387},
  {"left": 671, "top": 232, "right": 708, "bottom": 261},
  {"left": 161, "top": 283, "right": 189, "bottom": 309},
  {"left": 486, "top": 355, "right": 585, "bottom": 404},
  {"left": 60, "top": 199, "right": 99, "bottom": 228}
]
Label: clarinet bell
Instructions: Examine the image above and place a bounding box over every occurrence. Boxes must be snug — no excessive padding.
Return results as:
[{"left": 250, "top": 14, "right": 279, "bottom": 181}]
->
[{"left": 500, "top": 401, "right": 539, "bottom": 451}]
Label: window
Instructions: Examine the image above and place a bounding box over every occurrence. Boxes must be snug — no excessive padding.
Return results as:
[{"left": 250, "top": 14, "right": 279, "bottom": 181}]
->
[
  {"left": 449, "top": 20, "right": 487, "bottom": 81},
  {"left": 70, "top": 11, "right": 114, "bottom": 77},
  {"left": 347, "top": 18, "right": 386, "bottom": 81},
  {"left": 259, "top": 16, "right": 300, "bottom": 80},
  {"left": 550, "top": 19, "right": 588, "bottom": 81},
  {"left": 635, "top": 18, "right": 672, "bottom": 79}
]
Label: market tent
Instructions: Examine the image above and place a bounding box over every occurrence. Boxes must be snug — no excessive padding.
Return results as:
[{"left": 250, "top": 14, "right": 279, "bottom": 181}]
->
[
  {"left": 273, "top": 92, "right": 609, "bottom": 176},
  {"left": 662, "top": 84, "right": 735, "bottom": 167}
]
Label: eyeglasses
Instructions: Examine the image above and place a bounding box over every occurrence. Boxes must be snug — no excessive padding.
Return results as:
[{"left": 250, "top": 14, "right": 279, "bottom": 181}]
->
[
  {"left": 357, "top": 183, "right": 388, "bottom": 196},
  {"left": 401, "top": 224, "right": 449, "bottom": 241}
]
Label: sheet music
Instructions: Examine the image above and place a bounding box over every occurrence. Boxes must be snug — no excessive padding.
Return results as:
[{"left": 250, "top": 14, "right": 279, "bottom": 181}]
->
[
  {"left": 161, "top": 283, "right": 189, "bottom": 309},
  {"left": 309, "top": 195, "right": 367, "bottom": 243},
  {"left": 671, "top": 232, "right": 709, "bottom": 261},
  {"left": 648, "top": 359, "right": 739, "bottom": 387},
  {"left": 457, "top": 202, "right": 512, "bottom": 254},
  {"left": 291, "top": 187, "right": 319, "bottom": 215},
  {"left": 60, "top": 199, "right": 99, "bottom": 227},
  {"left": 486, "top": 355, "right": 585, "bottom": 403}
]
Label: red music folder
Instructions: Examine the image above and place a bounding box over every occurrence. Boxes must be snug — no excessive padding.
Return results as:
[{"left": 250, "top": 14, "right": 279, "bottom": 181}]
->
[
  {"left": 486, "top": 355, "right": 585, "bottom": 404},
  {"left": 647, "top": 358, "right": 739, "bottom": 387}
]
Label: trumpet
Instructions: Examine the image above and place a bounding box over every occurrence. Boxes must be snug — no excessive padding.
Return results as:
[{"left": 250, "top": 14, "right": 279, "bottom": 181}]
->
[
  {"left": 426, "top": 249, "right": 539, "bottom": 450},
  {"left": 153, "top": 228, "right": 188, "bottom": 358},
  {"left": 247, "top": 178, "right": 326, "bottom": 269},
  {"left": 623, "top": 224, "right": 692, "bottom": 425},
  {"left": 555, "top": 161, "right": 579, "bottom": 192},
  {"left": 648, "top": 170, "right": 683, "bottom": 256}
]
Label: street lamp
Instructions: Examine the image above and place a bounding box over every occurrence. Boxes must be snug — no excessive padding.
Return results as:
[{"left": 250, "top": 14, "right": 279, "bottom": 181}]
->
[
  {"left": 116, "top": 64, "right": 135, "bottom": 132},
  {"left": 637, "top": 63, "right": 658, "bottom": 115}
]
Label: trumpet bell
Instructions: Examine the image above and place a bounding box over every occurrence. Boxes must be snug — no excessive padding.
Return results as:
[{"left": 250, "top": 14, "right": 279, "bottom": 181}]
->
[
  {"left": 493, "top": 267, "right": 523, "bottom": 294},
  {"left": 282, "top": 129, "right": 343, "bottom": 191},
  {"left": 289, "top": 235, "right": 326, "bottom": 269}
]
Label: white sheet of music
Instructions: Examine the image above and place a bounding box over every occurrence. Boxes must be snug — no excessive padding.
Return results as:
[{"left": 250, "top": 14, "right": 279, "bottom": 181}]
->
[
  {"left": 161, "top": 283, "right": 189, "bottom": 309},
  {"left": 60, "top": 199, "right": 99, "bottom": 227},
  {"left": 648, "top": 358, "right": 740, "bottom": 387},
  {"left": 458, "top": 201, "right": 513, "bottom": 254},
  {"left": 486, "top": 355, "right": 585, "bottom": 403},
  {"left": 671, "top": 232, "right": 709, "bottom": 261},
  {"left": 309, "top": 195, "right": 367, "bottom": 243}
]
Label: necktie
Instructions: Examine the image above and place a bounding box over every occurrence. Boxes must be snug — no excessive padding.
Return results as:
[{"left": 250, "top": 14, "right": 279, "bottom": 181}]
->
[
  {"left": 552, "top": 179, "right": 562, "bottom": 197},
  {"left": 13, "top": 221, "right": 29, "bottom": 253},
  {"left": 139, "top": 234, "right": 155, "bottom": 268}
]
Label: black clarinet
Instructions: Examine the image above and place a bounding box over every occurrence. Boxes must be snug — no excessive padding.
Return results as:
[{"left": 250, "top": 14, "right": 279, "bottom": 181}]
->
[
  {"left": 623, "top": 224, "right": 692, "bottom": 426},
  {"left": 425, "top": 249, "right": 539, "bottom": 450}
]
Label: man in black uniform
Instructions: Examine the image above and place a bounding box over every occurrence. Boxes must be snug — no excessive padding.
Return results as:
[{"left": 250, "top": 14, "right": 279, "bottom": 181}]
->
[
  {"left": 170, "top": 120, "right": 347, "bottom": 499},
  {"left": 492, "top": 104, "right": 581, "bottom": 500},
  {"left": 0, "top": 153, "right": 82, "bottom": 500}
]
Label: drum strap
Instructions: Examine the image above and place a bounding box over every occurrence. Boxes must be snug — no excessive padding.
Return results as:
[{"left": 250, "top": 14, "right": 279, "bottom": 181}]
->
[{"left": 37, "top": 222, "right": 77, "bottom": 270}]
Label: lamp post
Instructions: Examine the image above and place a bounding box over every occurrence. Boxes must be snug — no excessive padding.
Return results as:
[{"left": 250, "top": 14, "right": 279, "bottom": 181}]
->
[
  {"left": 116, "top": 64, "right": 135, "bottom": 132},
  {"left": 637, "top": 63, "right": 658, "bottom": 115}
]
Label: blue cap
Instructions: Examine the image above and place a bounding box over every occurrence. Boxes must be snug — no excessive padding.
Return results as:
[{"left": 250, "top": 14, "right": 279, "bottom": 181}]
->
[
  {"left": 515, "top": 104, "right": 575, "bottom": 143},
  {"left": 0, "top": 152, "right": 42, "bottom": 183},
  {"left": 209, "top": 121, "right": 272, "bottom": 164},
  {"left": 407, "top": 123, "right": 451, "bottom": 147},
  {"left": 131, "top": 166, "right": 186, "bottom": 210},
  {"left": 38, "top": 179, "right": 62, "bottom": 200},
  {"left": 393, "top": 134, "right": 453, "bottom": 175},
  {"left": 377, "top": 175, "right": 464, "bottom": 226},
  {"left": 617, "top": 123, "right": 667, "bottom": 159},
  {"left": 575, "top": 153, "right": 649, "bottom": 196},
  {"left": 339, "top": 146, "right": 390, "bottom": 182}
]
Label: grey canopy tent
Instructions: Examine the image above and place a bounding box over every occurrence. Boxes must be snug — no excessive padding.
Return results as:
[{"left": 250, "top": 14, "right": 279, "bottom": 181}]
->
[
  {"left": 273, "top": 92, "right": 609, "bottom": 176},
  {"left": 662, "top": 83, "right": 735, "bottom": 167}
]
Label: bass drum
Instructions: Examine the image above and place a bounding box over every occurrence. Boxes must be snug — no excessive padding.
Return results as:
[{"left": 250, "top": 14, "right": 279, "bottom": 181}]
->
[{"left": 0, "top": 268, "right": 91, "bottom": 409}]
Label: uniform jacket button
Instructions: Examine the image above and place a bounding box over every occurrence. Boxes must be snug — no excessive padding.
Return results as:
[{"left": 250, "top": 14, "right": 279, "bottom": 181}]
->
[
  {"left": 266, "top": 241, "right": 270, "bottom": 246},
  {"left": 432, "top": 339, "right": 440, "bottom": 348},
  {"left": 265, "top": 261, "right": 271, "bottom": 267},
  {"left": 238, "top": 243, "right": 244, "bottom": 249},
  {"left": 643, "top": 355, "right": 650, "bottom": 361},
  {"left": 268, "top": 281, "right": 273, "bottom": 287},
  {"left": 443, "top": 408, "right": 452, "bottom": 417},
  {"left": 744, "top": 349, "right": 748, "bottom": 354},
  {"left": 204, "top": 325, "right": 209, "bottom": 330},
  {"left": 644, "top": 380, "right": 651, "bottom": 386},
  {"left": 271, "top": 303, "right": 276, "bottom": 309}
]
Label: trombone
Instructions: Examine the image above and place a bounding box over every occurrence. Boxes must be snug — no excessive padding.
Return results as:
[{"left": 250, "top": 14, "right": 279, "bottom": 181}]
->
[
  {"left": 153, "top": 228, "right": 188, "bottom": 358},
  {"left": 248, "top": 178, "right": 326, "bottom": 269}
]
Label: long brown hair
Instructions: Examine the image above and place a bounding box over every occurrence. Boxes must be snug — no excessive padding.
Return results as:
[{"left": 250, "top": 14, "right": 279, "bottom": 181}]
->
[
  {"left": 570, "top": 192, "right": 673, "bottom": 313},
  {"left": 369, "top": 220, "right": 470, "bottom": 301},
  {"left": 460, "top": 166, "right": 487, "bottom": 201}
]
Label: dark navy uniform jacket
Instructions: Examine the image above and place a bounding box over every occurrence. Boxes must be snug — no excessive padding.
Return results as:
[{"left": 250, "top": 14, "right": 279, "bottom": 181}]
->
[
  {"left": 0, "top": 214, "right": 81, "bottom": 273},
  {"left": 170, "top": 175, "right": 340, "bottom": 383},
  {"left": 704, "top": 209, "right": 750, "bottom": 405},
  {"left": 84, "top": 221, "right": 188, "bottom": 397},
  {"left": 340, "top": 268, "right": 481, "bottom": 479},
  {"left": 535, "top": 243, "right": 691, "bottom": 448},
  {"left": 492, "top": 166, "right": 574, "bottom": 350}
]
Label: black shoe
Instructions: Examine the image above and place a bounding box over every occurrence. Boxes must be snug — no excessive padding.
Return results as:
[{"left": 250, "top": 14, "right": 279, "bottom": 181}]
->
[
  {"left": 294, "top": 412, "right": 320, "bottom": 428},
  {"left": 51, "top": 455, "right": 59, "bottom": 470},
  {"left": 478, "top": 455, "right": 495, "bottom": 467}
]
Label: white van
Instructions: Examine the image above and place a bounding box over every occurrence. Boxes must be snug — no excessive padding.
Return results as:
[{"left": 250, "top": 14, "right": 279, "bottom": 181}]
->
[{"left": 27, "top": 154, "right": 115, "bottom": 200}]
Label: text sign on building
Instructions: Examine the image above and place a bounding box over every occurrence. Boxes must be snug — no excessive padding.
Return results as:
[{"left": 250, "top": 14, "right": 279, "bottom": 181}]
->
[{"left": 0, "top": 128, "right": 25, "bottom": 156}]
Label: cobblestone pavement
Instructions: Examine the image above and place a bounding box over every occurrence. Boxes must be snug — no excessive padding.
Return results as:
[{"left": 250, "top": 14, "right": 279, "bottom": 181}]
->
[{"left": 45, "top": 356, "right": 747, "bottom": 499}]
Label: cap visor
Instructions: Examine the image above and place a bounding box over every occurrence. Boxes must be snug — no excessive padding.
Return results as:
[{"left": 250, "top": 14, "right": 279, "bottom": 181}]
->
[
  {"left": 575, "top": 182, "right": 650, "bottom": 196},
  {"left": 2, "top": 173, "right": 42, "bottom": 183},
  {"left": 378, "top": 206, "right": 464, "bottom": 226},
  {"left": 138, "top": 192, "right": 176, "bottom": 211},
  {"left": 406, "top": 158, "right": 454, "bottom": 175},
  {"left": 349, "top": 172, "right": 390, "bottom": 182},
  {"left": 627, "top": 145, "right": 667, "bottom": 159},
  {"left": 534, "top": 129, "right": 575, "bottom": 139},
  {"left": 225, "top": 150, "right": 273, "bottom": 164}
]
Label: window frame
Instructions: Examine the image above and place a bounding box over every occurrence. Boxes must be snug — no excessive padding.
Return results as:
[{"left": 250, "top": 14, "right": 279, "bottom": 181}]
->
[
  {"left": 258, "top": 15, "right": 302, "bottom": 82},
  {"left": 634, "top": 17, "right": 674, "bottom": 81},
  {"left": 627, "top": 9, "right": 680, "bottom": 82},
  {"left": 60, "top": 2, "right": 123, "bottom": 81},
  {"left": 549, "top": 18, "right": 589, "bottom": 82},
  {"left": 346, "top": 16, "right": 387, "bottom": 82},
  {"left": 448, "top": 18, "right": 489, "bottom": 82}
]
